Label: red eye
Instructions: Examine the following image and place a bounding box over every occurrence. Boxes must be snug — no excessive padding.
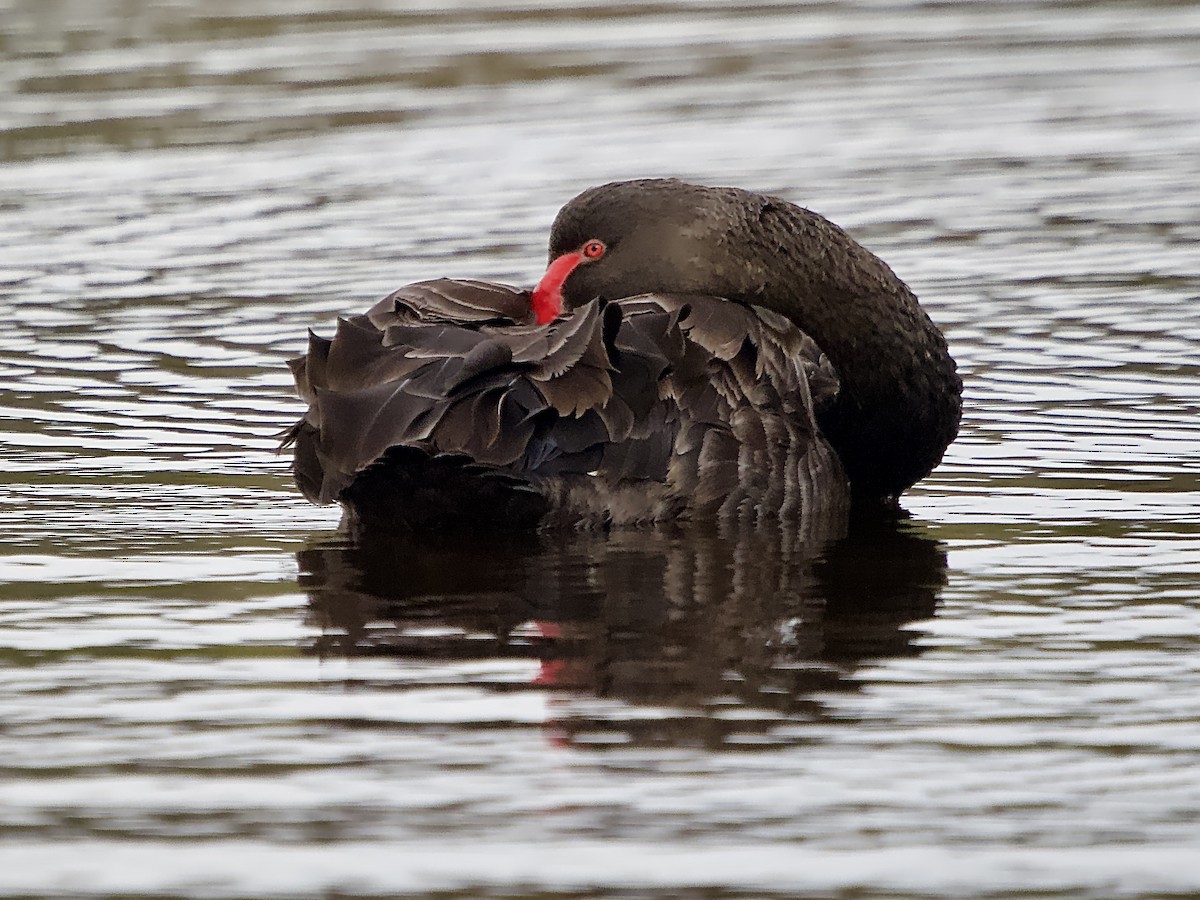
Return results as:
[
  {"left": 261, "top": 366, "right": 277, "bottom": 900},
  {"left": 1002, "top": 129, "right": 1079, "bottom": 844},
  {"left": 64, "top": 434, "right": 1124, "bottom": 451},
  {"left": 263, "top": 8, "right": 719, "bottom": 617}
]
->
[{"left": 582, "top": 239, "right": 606, "bottom": 260}]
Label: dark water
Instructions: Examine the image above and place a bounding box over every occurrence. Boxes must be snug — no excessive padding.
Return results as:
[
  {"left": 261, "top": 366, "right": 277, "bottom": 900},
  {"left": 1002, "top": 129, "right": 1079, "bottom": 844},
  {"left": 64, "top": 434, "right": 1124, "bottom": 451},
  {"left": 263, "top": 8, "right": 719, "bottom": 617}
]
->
[{"left": 2, "top": 1, "right": 1199, "bottom": 896}]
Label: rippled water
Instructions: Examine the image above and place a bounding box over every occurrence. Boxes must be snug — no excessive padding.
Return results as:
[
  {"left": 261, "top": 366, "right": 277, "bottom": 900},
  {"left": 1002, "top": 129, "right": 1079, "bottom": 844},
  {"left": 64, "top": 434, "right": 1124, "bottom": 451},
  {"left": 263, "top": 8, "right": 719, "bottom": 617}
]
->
[{"left": 2, "top": 1, "right": 1199, "bottom": 896}]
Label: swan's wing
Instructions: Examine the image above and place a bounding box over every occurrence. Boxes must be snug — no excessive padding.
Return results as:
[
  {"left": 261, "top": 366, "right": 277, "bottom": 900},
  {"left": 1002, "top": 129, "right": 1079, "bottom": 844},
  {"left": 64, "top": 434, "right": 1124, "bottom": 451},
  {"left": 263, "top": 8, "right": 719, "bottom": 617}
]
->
[
  {"left": 284, "top": 283, "right": 846, "bottom": 528},
  {"left": 615, "top": 293, "right": 844, "bottom": 524},
  {"left": 284, "top": 281, "right": 626, "bottom": 505}
]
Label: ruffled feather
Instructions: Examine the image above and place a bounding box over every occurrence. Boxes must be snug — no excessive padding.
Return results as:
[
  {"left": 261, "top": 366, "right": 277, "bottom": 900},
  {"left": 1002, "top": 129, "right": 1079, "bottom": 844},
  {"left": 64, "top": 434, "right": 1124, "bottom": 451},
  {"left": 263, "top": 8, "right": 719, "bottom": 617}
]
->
[{"left": 285, "top": 279, "right": 847, "bottom": 530}]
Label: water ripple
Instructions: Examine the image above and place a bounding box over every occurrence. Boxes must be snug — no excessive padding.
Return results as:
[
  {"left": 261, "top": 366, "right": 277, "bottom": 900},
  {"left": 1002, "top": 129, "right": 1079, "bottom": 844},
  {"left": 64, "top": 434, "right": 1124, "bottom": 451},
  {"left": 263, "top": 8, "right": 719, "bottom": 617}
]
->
[{"left": 3, "top": 1, "right": 1200, "bottom": 896}]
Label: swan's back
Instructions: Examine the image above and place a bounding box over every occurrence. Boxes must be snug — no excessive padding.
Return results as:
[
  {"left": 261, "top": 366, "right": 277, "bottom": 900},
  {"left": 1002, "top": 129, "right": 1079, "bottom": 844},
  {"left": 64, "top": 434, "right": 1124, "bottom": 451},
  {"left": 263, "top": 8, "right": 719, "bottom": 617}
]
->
[{"left": 284, "top": 279, "right": 848, "bottom": 531}]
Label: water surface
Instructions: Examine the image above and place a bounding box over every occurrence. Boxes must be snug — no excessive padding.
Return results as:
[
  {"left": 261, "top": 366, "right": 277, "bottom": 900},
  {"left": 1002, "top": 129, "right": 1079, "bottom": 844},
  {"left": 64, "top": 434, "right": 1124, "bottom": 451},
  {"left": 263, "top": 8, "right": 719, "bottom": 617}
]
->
[{"left": 2, "top": 1, "right": 1199, "bottom": 896}]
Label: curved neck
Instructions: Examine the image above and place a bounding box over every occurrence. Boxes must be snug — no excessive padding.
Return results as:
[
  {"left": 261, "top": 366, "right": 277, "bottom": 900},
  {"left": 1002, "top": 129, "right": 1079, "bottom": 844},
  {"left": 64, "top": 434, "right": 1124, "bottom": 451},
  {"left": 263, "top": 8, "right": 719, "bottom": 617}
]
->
[{"left": 735, "top": 216, "right": 962, "bottom": 502}]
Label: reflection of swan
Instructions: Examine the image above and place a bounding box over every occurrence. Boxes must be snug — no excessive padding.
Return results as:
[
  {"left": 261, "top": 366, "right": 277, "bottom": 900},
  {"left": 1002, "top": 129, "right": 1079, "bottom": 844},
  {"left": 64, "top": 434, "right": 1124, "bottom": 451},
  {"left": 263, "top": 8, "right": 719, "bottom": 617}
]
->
[
  {"left": 285, "top": 180, "right": 961, "bottom": 530},
  {"left": 298, "top": 515, "right": 947, "bottom": 748}
]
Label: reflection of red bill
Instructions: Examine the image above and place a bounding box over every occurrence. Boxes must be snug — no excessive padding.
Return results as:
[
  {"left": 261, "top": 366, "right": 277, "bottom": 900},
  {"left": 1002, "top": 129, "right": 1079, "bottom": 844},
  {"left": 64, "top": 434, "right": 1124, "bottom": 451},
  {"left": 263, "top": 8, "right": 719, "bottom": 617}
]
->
[
  {"left": 531, "top": 620, "right": 564, "bottom": 686},
  {"left": 534, "top": 658, "right": 568, "bottom": 687},
  {"left": 529, "top": 620, "right": 571, "bottom": 747}
]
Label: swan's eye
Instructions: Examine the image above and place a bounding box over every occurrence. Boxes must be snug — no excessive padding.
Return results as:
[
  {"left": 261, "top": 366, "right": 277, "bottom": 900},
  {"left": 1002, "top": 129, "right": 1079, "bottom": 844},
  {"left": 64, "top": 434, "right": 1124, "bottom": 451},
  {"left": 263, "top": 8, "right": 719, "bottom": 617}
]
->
[{"left": 581, "top": 239, "right": 606, "bottom": 260}]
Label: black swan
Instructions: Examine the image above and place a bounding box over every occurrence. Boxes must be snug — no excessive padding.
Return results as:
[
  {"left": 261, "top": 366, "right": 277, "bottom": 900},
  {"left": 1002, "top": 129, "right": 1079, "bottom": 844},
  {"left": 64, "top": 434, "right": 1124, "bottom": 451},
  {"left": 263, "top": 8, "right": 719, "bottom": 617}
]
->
[{"left": 283, "top": 179, "right": 961, "bottom": 531}]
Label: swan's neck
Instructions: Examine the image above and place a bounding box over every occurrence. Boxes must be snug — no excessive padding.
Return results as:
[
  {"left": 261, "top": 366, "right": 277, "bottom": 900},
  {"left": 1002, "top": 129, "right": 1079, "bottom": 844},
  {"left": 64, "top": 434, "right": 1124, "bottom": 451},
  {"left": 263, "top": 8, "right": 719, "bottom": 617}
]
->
[{"left": 738, "top": 218, "right": 962, "bottom": 502}]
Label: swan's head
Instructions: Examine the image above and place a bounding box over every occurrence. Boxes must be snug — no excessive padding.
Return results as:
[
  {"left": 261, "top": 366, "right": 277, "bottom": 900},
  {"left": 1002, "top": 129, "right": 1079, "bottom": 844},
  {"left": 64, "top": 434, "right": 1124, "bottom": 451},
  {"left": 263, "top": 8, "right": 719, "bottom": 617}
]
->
[{"left": 532, "top": 179, "right": 766, "bottom": 323}]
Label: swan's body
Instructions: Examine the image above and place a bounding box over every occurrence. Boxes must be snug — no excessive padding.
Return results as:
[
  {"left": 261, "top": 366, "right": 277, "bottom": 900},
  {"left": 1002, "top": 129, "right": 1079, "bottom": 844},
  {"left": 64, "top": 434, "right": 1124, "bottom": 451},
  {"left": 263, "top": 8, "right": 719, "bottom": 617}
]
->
[{"left": 284, "top": 180, "right": 961, "bottom": 530}]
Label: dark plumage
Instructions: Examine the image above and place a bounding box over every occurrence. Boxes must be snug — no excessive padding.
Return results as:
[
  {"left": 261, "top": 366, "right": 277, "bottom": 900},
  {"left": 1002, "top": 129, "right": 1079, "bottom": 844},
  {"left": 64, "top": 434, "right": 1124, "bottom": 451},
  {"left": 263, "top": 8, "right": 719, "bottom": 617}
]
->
[
  {"left": 548, "top": 180, "right": 963, "bottom": 502},
  {"left": 283, "top": 179, "right": 961, "bottom": 530}
]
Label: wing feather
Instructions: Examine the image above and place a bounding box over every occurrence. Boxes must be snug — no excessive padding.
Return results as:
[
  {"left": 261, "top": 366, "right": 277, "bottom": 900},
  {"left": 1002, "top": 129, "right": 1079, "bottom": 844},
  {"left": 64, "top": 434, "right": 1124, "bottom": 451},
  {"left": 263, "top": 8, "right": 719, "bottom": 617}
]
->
[{"left": 284, "top": 279, "right": 848, "bottom": 528}]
